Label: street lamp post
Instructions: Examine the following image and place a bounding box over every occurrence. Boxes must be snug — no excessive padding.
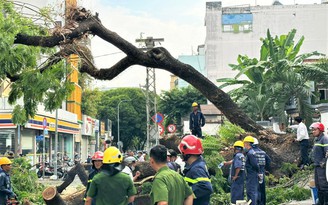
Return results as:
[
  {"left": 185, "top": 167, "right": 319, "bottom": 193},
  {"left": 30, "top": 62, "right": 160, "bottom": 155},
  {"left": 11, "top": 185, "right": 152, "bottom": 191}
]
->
[{"left": 117, "top": 99, "right": 131, "bottom": 150}]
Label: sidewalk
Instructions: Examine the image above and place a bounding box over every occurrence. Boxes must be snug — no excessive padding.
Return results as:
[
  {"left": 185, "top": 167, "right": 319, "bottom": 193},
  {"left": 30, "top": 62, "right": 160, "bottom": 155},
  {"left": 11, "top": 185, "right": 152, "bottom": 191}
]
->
[
  {"left": 38, "top": 175, "right": 84, "bottom": 196},
  {"left": 281, "top": 199, "right": 313, "bottom": 205}
]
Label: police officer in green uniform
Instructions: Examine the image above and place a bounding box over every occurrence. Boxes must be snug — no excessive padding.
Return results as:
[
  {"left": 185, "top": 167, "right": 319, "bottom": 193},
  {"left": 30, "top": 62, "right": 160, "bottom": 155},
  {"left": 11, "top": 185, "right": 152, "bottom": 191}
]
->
[
  {"left": 150, "top": 145, "right": 194, "bottom": 205},
  {"left": 85, "top": 147, "right": 137, "bottom": 205}
]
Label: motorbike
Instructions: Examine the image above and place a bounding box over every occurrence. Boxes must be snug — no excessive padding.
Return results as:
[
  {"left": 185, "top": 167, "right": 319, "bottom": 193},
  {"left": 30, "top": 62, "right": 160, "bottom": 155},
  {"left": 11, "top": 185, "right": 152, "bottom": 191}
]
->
[{"left": 36, "top": 162, "right": 65, "bottom": 179}]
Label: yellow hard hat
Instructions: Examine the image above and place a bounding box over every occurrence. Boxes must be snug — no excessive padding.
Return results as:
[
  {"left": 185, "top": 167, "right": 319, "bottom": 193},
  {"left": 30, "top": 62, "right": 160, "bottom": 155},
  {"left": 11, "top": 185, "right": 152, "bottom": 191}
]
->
[
  {"left": 192, "top": 102, "right": 198, "bottom": 107},
  {"left": 243, "top": 136, "right": 255, "bottom": 143},
  {"left": 0, "top": 157, "right": 12, "bottom": 166},
  {"left": 103, "top": 146, "right": 122, "bottom": 164},
  {"left": 233, "top": 141, "right": 244, "bottom": 148}
]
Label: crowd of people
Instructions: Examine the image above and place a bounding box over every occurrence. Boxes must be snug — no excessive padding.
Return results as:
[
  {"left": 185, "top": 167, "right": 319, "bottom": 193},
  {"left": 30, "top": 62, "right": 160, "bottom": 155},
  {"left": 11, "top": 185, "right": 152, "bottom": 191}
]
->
[
  {"left": 81, "top": 117, "right": 328, "bottom": 205},
  {"left": 0, "top": 104, "right": 327, "bottom": 205}
]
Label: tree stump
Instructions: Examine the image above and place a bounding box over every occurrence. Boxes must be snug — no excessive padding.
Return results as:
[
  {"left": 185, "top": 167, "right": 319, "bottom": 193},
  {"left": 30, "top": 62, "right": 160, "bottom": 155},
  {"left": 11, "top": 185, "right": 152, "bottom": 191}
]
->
[
  {"left": 135, "top": 162, "right": 156, "bottom": 180},
  {"left": 43, "top": 186, "right": 66, "bottom": 205}
]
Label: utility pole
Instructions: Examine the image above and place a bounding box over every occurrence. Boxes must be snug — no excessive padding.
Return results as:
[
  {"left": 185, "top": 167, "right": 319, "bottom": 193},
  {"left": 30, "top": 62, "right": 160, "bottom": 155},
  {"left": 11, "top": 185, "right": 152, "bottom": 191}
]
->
[{"left": 136, "top": 36, "right": 164, "bottom": 151}]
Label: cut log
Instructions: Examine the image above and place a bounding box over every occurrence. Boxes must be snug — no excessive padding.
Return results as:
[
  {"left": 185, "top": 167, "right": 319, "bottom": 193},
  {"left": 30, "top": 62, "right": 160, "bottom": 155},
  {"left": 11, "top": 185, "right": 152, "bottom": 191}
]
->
[
  {"left": 43, "top": 186, "right": 66, "bottom": 205},
  {"left": 57, "top": 163, "right": 88, "bottom": 193},
  {"left": 76, "top": 163, "right": 88, "bottom": 186},
  {"left": 62, "top": 189, "right": 86, "bottom": 205}
]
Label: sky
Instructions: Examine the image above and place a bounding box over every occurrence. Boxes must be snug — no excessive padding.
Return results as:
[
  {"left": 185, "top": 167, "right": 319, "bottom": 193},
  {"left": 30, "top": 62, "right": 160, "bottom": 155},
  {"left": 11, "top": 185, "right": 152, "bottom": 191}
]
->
[{"left": 88, "top": 0, "right": 322, "bottom": 92}]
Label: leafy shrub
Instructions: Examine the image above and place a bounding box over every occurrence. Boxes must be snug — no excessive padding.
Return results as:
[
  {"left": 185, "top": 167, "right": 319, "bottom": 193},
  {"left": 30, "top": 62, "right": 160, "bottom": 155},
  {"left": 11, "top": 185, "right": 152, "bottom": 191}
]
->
[
  {"left": 266, "top": 186, "right": 311, "bottom": 205},
  {"left": 202, "top": 135, "right": 223, "bottom": 157},
  {"left": 280, "top": 162, "right": 298, "bottom": 177},
  {"left": 11, "top": 157, "right": 45, "bottom": 204},
  {"left": 140, "top": 181, "right": 152, "bottom": 195},
  {"left": 210, "top": 193, "right": 230, "bottom": 205},
  {"left": 218, "top": 121, "right": 245, "bottom": 145}
]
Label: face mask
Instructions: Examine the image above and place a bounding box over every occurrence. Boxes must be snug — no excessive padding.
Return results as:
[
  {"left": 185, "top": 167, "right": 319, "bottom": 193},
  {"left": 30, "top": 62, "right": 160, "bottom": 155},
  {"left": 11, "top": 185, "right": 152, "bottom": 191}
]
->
[
  {"left": 131, "top": 166, "right": 135, "bottom": 171},
  {"left": 244, "top": 147, "right": 248, "bottom": 152}
]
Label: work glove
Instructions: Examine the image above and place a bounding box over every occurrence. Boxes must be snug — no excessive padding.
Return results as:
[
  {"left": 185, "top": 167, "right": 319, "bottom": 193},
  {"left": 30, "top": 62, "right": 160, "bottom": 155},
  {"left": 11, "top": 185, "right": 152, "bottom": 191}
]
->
[{"left": 320, "top": 160, "right": 326, "bottom": 168}]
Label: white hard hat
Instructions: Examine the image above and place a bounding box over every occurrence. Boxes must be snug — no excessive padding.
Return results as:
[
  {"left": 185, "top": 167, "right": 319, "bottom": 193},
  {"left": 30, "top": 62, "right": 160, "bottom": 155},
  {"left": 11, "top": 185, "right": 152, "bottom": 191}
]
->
[{"left": 253, "top": 137, "right": 259, "bottom": 145}]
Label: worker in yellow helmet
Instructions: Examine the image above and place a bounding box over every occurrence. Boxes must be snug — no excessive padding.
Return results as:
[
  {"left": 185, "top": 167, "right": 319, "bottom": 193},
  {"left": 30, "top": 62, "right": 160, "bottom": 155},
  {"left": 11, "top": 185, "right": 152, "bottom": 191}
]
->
[
  {"left": 0, "top": 157, "right": 16, "bottom": 205},
  {"left": 243, "top": 136, "right": 260, "bottom": 205},
  {"left": 189, "top": 102, "right": 205, "bottom": 138},
  {"left": 223, "top": 141, "right": 245, "bottom": 204},
  {"left": 85, "top": 147, "right": 136, "bottom": 205}
]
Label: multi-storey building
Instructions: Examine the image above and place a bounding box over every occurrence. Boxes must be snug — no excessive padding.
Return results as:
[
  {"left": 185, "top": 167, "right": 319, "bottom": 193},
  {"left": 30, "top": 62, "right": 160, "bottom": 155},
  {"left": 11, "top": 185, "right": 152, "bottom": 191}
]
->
[{"left": 205, "top": 1, "right": 328, "bottom": 92}]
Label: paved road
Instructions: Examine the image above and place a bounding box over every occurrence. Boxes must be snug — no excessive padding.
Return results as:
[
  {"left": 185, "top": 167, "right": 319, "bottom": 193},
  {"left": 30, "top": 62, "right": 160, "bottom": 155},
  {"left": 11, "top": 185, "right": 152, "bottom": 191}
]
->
[
  {"left": 38, "top": 175, "right": 84, "bottom": 196},
  {"left": 281, "top": 199, "right": 313, "bottom": 205}
]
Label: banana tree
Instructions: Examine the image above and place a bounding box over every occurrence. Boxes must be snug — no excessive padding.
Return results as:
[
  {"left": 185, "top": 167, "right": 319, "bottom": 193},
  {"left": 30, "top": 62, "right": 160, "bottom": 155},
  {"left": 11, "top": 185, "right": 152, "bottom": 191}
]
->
[{"left": 218, "top": 29, "right": 327, "bottom": 123}]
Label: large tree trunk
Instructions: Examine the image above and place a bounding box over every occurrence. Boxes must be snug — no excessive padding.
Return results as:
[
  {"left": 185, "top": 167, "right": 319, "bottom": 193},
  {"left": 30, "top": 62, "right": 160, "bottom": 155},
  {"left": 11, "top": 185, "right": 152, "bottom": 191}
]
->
[
  {"left": 13, "top": 7, "right": 263, "bottom": 133},
  {"left": 43, "top": 187, "right": 66, "bottom": 205},
  {"left": 57, "top": 163, "right": 88, "bottom": 193}
]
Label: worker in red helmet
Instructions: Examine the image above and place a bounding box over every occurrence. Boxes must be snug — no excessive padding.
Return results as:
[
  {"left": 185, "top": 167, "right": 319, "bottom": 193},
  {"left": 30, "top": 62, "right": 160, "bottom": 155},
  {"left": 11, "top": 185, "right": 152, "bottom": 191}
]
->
[
  {"left": 310, "top": 122, "right": 328, "bottom": 205},
  {"left": 179, "top": 135, "right": 213, "bottom": 205},
  {"left": 84, "top": 151, "right": 104, "bottom": 205}
]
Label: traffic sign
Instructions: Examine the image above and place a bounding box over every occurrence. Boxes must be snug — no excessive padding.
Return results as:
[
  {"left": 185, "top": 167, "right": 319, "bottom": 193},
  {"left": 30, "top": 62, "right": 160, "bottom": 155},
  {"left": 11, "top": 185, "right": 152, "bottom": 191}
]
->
[
  {"left": 167, "top": 124, "right": 177, "bottom": 133},
  {"left": 152, "top": 113, "right": 164, "bottom": 124},
  {"left": 36, "top": 135, "right": 43, "bottom": 141},
  {"left": 42, "top": 118, "right": 47, "bottom": 129},
  {"left": 44, "top": 129, "right": 48, "bottom": 135},
  {"left": 158, "top": 123, "right": 164, "bottom": 135}
]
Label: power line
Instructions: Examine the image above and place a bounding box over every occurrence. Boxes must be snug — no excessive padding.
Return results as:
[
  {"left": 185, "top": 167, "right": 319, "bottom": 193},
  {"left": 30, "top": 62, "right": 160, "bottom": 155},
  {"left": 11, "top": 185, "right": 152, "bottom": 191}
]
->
[{"left": 93, "top": 51, "right": 124, "bottom": 58}]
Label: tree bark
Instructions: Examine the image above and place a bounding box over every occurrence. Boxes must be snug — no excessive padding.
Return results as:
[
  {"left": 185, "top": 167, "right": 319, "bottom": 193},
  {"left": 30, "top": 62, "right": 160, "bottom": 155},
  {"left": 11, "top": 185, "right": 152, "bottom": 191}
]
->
[
  {"left": 13, "top": 7, "right": 263, "bottom": 133},
  {"left": 62, "top": 189, "right": 85, "bottom": 205},
  {"left": 43, "top": 187, "right": 66, "bottom": 205},
  {"left": 57, "top": 163, "right": 88, "bottom": 193}
]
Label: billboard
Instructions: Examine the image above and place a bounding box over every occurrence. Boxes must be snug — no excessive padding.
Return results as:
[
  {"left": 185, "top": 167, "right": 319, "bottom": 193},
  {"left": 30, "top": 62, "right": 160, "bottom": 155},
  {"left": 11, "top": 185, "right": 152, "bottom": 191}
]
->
[{"left": 222, "top": 13, "right": 253, "bottom": 33}]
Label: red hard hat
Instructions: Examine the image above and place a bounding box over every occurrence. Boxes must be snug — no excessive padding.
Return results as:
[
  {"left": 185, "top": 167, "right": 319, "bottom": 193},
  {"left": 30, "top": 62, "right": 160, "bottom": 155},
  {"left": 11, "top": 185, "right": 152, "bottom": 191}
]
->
[
  {"left": 179, "top": 135, "right": 203, "bottom": 155},
  {"left": 92, "top": 151, "right": 104, "bottom": 161},
  {"left": 310, "top": 122, "right": 325, "bottom": 132}
]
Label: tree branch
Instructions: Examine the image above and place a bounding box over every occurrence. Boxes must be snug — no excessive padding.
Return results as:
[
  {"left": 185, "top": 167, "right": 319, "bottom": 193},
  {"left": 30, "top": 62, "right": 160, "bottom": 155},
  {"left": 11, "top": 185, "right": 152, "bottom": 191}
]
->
[{"left": 13, "top": 8, "right": 263, "bottom": 133}]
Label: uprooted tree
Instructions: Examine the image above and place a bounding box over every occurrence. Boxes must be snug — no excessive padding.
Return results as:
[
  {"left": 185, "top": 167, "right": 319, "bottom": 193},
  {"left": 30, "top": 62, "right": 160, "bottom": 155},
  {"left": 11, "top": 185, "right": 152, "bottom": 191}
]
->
[{"left": 2, "top": 2, "right": 263, "bottom": 133}]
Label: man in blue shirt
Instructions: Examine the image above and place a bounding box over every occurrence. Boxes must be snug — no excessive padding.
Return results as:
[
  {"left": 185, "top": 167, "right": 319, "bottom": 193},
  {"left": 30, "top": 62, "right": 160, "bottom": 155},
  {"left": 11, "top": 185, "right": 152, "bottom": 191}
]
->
[
  {"left": 189, "top": 102, "right": 205, "bottom": 139},
  {"left": 0, "top": 157, "right": 16, "bottom": 205},
  {"left": 310, "top": 122, "right": 328, "bottom": 205},
  {"left": 253, "top": 138, "right": 271, "bottom": 205},
  {"left": 244, "top": 136, "right": 260, "bottom": 205},
  {"left": 179, "top": 135, "right": 213, "bottom": 205},
  {"left": 224, "top": 140, "right": 245, "bottom": 204}
]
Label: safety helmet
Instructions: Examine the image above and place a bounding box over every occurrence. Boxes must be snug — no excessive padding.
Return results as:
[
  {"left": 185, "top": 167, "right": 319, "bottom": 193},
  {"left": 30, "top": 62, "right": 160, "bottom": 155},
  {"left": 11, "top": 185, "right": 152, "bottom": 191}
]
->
[
  {"left": 0, "top": 157, "right": 12, "bottom": 166},
  {"left": 310, "top": 122, "right": 325, "bottom": 132},
  {"left": 103, "top": 147, "right": 123, "bottom": 164},
  {"left": 124, "top": 156, "right": 136, "bottom": 165},
  {"left": 92, "top": 151, "right": 104, "bottom": 161},
  {"left": 243, "top": 136, "right": 255, "bottom": 143},
  {"left": 192, "top": 102, "right": 198, "bottom": 107},
  {"left": 233, "top": 141, "right": 244, "bottom": 148},
  {"left": 253, "top": 138, "right": 259, "bottom": 145},
  {"left": 179, "top": 135, "right": 203, "bottom": 155}
]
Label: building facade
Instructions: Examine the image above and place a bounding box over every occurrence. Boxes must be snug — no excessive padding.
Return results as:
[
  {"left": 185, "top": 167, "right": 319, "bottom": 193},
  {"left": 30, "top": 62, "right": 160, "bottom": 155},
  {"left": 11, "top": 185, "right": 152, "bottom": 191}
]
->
[{"left": 205, "top": 1, "right": 328, "bottom": 91}]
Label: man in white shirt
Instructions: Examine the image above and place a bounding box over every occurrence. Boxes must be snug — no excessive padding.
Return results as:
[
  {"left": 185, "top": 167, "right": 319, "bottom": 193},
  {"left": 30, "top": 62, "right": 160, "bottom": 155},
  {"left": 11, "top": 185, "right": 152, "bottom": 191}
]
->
[{"left": 289, "top": 116, "right": 309, "bottom": 169}]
